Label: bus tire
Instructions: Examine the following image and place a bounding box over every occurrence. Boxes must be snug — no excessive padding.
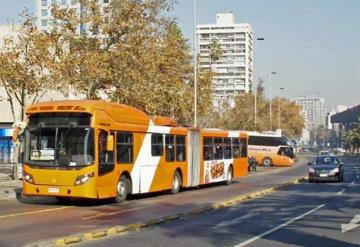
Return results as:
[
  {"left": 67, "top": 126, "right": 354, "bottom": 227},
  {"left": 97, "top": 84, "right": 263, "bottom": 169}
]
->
[
  {"left": 225, "top": 165, "right": 233, "bottom": 185},
  {"left": 262, "top": 157, "right": 273, "bottom": 167},
  {"left": 171, "top": 171, "right": 182, "bottom": 194},
  {"left": 115, "top": 175, "right": 130, "bottom": 203}
]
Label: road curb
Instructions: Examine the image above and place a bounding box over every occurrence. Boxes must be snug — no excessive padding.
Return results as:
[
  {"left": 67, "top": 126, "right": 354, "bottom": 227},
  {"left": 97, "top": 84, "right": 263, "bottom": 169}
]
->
[{"left": 30, "top": 176, "right": 307, "bottom": 247}]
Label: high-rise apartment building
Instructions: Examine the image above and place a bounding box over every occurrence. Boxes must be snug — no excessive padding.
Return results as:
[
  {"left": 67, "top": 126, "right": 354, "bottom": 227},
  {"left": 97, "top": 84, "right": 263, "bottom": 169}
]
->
[
  {"left": 295, "top": 96, "right": 326, "bottom": 130},
  {"left": 36, "top": 0, "right": 110, "bottom": 33},
  {"left": 197, "top": 13, "right": 253, "bottom": 106}
]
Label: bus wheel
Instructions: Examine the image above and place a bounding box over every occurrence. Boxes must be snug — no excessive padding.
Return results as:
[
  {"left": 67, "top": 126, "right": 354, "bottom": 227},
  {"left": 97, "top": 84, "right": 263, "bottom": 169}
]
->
[
  {"left": 171, "top": 171, "right": 182, "bottom": 194},
  {"left": 262, "top": 157, "right": 273, "bottom": 167},
  {"left": 115, "top": 176, "right": 130, "bottom": 203},
  {"left": 225, "top": 166, "right": 233, "bottom": 185}
]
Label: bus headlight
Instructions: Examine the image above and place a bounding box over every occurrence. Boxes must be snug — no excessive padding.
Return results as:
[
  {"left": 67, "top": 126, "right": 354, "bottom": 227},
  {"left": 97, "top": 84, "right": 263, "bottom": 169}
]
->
[
  {"left": 23, "top": 172, "right": 35, "bottom": 184},
  {"left": 329, "top": 167, "right": 339, "bottom": 175},
  {"left": 75, "top": 172, "right": 94, "bottom": 185}
]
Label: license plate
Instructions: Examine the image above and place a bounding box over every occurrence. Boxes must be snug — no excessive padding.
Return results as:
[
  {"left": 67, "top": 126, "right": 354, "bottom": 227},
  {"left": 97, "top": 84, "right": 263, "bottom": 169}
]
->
[
  {"left": 320, "top": 174, "right": 328, "bottom": 177},
  {"left": 48, "top": 187, "right": 59, "bottom": 193}
]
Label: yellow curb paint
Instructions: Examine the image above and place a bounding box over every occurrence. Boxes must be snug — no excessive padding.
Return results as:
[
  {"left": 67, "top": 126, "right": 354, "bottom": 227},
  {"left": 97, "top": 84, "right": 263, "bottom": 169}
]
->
[
  {"left": 55, "top": 237, "right": 82, "bottom": 246},
  {"left": 114, "top": 225, "right": 128, "bottom": 233},
  {"left": 126, "top": 223, "right": 145, "bottom": 231},
  {"left": 0, "top": 206, "right": 74, "bottom": 220},
  {"left": 107, "top": 227, "right": 117, "bottom": 235},
  {"left": 55, "top": 239, "right": 66, "bottom": 247}
]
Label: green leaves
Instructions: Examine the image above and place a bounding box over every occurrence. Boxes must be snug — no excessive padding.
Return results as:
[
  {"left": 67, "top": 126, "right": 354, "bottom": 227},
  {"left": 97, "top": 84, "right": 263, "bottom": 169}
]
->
[{"left": 343, "top": 118, "right": 360, "bottom": 152}]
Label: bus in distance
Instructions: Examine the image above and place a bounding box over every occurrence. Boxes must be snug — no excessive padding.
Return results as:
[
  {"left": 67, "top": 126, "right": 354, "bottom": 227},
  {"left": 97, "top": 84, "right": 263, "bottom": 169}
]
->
[
  {"left": 17, "top": 100, "right": 249, "bottom": 203},
  {"left": 247, "top": 132, "right": 295, "bottom": 167}
]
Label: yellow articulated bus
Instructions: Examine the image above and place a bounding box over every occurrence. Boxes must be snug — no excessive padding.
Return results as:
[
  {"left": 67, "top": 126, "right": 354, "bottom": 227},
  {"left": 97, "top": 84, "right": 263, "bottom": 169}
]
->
[
  {"left": 16, "top": 100, "right": 248, "bottom": 203},
  {"left": 247, "top": 132, "right": 295, "bottom": 167}
]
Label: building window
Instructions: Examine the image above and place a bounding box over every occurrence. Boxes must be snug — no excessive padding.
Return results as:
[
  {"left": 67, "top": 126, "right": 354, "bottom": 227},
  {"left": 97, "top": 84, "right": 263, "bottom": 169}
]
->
[
  {"left": 51, "top": 0, "right": 57, "bottom": 5},
  {"left": 61, "top": 0, "right": 67, "bottom": 5},
  {"left": 103, "top": 0, "right": 110, "bottom": 3},
  {"left": 176, "top": 136, "right": 186, "bottom": 162},
  {"left": 71, "top": 0, "right": 78, "bottom": 4},
  {"left": 151, "top": 134, "right": 163, "bottom": 156},
  {"left": 41, "top": 19, "right": 48, "bottom": 27},
  {"left": 41, "top": 0, "right": 48, "bottom": 7},
  {"left": 116, "top": 132, "right": 133, "bottom": 164},
  {"left": 41, "top": 10, "right": 47, "bottom": 17},
  {"left": 165, "top": 135, "right": 175, "bottom": 162}
]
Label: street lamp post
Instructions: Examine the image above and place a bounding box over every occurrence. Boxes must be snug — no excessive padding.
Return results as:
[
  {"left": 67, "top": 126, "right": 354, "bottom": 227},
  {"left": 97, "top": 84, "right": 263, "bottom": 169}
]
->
[
  {"left": 269, "top": 71, "right": 277, "bottom": 131},
  {"left": 254, "top": 37, "right": 265, "bottom": 129},
  {"left": 193, "top": 0, "right": 198, "bottom": 128},
  {"left": 278, "top": 87, "right": 284, "bottom": 130}
]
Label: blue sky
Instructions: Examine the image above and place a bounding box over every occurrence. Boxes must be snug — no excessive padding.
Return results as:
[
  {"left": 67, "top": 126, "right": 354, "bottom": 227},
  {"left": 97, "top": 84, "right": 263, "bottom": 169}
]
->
[{"left": 1, "top": 0, "right": 359, "bottom": 109}]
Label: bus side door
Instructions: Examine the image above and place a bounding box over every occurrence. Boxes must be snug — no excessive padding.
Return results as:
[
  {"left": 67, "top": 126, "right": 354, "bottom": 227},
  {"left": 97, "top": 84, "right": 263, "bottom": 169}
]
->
[{"left": 97, "top": 129, "right": 117, "bottom": 198}]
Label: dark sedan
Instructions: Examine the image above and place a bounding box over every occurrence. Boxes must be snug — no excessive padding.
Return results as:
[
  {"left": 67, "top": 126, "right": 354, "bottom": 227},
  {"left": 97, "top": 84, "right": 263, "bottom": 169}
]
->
[{"left": 308, "top": 156, "right": 344, "bottom": 182}]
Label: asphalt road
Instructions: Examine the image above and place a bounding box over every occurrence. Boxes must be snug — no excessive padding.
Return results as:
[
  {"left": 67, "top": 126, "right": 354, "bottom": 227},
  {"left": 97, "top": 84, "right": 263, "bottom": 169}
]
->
[
  {"left": 0, "top": 156, "right": 311, "bottom": 247},
  {"left": 83, "top": 156, "right": 360, "bottom": 247}
]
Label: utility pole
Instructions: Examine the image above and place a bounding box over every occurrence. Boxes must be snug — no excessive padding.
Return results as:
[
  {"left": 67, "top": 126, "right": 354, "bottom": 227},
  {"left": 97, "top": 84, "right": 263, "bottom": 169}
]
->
[
  {"left": 269, "top": 71, "right": 277, "bottom": 131},
  {"left": 193, "top": 0, "right": 198, "bottom": 128}
]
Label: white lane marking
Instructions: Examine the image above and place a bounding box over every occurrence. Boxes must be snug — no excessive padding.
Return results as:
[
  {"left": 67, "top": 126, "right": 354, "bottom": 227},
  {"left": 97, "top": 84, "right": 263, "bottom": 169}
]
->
[
  {"left": 233, "top": 204, "right": 325, "bottom": 247},
  {"left": 336, "top": 189, "right": 346, "bottom": 195},
  {"left": 212, "top": 213, "right": 256, "bottom": 230},
  {"left": 341, "top": 215, "right": 360, "bottom": 233},
  {"left": 0, "top": 206, "right": 73, "bottom": 219}
]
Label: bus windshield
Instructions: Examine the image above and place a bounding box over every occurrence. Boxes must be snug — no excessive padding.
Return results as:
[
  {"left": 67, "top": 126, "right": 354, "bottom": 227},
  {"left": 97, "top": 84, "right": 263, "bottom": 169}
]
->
[{"left": 26, "top": 127, "right": 94, "bottom": 166}]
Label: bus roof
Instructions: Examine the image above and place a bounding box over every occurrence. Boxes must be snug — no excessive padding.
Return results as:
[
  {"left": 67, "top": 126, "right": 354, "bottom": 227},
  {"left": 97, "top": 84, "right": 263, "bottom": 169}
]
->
[
  {"left": 26, "top": 100, "right": 151, "bottom": 126},
  {"left": 245, "top": 131, "right": 282, "bottom": 137}
]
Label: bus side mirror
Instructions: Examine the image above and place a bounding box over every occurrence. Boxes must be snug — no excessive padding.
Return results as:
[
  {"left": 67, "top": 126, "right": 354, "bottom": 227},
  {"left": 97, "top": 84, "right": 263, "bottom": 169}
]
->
[
  {"left": 12, "top": 127, "right": 19, "bottom": 142},
  {"left": 106, "top": 135, "right": 114, "bottom": 152}
]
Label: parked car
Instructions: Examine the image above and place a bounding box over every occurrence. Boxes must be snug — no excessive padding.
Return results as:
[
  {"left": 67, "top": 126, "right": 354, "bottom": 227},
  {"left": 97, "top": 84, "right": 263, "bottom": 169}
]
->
[{"left": 308, "top": 155, "right": 344, "bottom": 182}]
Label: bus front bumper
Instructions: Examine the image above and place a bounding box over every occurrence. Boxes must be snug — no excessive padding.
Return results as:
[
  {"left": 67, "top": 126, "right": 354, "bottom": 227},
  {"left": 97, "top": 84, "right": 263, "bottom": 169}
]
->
[{"left": 22, "top": 180, "right": 98, "bottom": 199}]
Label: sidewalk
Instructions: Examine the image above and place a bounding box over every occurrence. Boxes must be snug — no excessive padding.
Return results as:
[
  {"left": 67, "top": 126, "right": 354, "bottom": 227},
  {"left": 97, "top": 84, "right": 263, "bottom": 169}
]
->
[{"left": 0, "top": 173, "right": 22, "bottom": 200}]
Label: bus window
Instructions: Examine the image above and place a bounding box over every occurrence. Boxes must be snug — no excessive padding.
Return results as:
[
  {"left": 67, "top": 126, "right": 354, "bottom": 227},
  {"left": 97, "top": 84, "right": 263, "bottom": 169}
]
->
[
  {"left": 240, "top": 138, "right": 247, "bottom": 158},
  {"left": 116, "top": 132, "right": 133, "bottom": 164},
  {"left": 214, "top": 138, "right": 223, "bottom": 160},
  {"left": 176, "top": 135, "right": 186, "bottom": 162},
  {"left": 151, "top": 134, "right": 163, "bottom": 156},
  {"left": 203, "top": 137, "right": 213, "bottom": 161},
  {"left": 98, "top": 130, "right": 114, "bottom": 176},
  {"left": 165, "top": 135, "right": 175, "bottom": 162},
  {"left": 224, "top": 138, "right": 232, "bottom": 159},
  {"left": 232, "top": 138, "right": 240, "bottom": 158}
]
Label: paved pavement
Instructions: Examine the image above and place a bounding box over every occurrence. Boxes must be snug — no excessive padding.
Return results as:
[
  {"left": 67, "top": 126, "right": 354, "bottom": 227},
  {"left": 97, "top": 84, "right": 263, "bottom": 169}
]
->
[
  {"left": 0, "top": 156, "right": 311, "bottom": 247},
  {"left": 82, "top": 156, "right": 360, "bottom": 247}
]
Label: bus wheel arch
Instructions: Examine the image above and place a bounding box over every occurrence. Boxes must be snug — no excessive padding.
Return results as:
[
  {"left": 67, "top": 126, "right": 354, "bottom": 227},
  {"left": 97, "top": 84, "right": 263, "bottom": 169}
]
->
[
  {"left": 171, "top": 169, "right": 182, "bottom": 194},
  {"left": 225, "top": 164, "right": 233, "bottom": 185},
  {"left": 115, "top": 172, "right": 132, "bottom": 203},
  {"left": 262, "top": 157, "right": 273, "bottom": 167}
]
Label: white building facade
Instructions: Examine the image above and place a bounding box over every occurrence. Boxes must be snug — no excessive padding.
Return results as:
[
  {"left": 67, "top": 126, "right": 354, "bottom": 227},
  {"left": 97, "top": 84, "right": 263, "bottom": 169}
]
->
[
  {"left": 295, "top": 96, "right": 326, "bottom": 130},
  {"left": 36, "top": 0, "right": 110, "bottom": 33},
  {"left": 326, "top": 105, "right": 348, "bottom": 130},
  {"left": 197, "top": 13, "right": 253, "bottom": 106}
]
